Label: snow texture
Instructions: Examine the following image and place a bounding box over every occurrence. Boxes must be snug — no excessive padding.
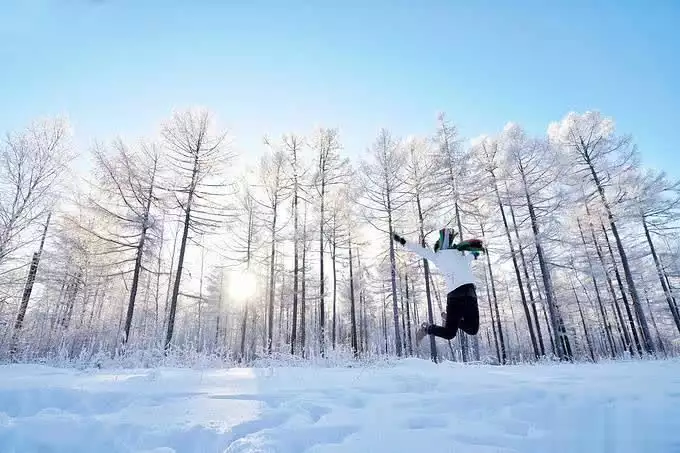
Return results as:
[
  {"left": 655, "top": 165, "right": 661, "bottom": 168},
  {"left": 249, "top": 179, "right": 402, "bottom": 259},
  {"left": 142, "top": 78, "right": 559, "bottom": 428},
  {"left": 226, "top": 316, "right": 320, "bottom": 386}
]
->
[{"left": 0, "top": 359, "right": 678, "bottom": 453}]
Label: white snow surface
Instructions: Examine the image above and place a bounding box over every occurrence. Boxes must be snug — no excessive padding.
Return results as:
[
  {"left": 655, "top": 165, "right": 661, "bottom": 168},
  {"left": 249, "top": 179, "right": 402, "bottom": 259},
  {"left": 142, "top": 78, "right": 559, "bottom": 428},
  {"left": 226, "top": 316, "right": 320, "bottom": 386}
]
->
[{"left": 0, "top": 358, "right": 678, "bottom": 453}]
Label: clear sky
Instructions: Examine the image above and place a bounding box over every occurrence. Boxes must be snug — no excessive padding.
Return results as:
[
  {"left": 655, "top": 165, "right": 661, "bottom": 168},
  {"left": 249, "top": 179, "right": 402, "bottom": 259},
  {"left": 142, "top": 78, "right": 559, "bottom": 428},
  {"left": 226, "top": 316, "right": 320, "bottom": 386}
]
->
[{"left": 2, "top": 0, "right": 679, "bottom": 175}]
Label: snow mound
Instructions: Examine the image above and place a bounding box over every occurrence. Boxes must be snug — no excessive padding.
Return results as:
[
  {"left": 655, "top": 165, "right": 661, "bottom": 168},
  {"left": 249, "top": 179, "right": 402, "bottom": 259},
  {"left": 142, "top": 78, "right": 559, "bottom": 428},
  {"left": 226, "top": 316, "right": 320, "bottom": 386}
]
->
[{"left": 0, "top": 359, "right": 678, "bottom": 452}]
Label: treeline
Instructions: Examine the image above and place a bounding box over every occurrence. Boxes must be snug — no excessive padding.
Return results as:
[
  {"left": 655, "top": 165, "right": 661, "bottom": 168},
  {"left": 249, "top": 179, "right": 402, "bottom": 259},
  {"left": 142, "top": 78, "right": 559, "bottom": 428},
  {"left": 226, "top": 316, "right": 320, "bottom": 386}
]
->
[{"left": 1, "top": 109, "right": 678, "bottom": 365}]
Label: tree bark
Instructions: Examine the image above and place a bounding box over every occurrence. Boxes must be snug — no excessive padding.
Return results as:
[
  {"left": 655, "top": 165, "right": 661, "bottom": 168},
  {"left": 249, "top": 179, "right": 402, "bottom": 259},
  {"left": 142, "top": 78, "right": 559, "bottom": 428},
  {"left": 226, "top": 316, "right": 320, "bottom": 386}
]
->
[
  {"left": 416, "top": 193, "right": 437, "bottom": 362},
  {"left": 124, "top": 158, "right": 157, "bottom": 345},
  {"left": 404, "top": 273, "right": 413, "bottom": 356},
  {"left": 601, "top": 221, "right": 643, "bottom": 355},
  {"left": 10, "top": 212, "right": 51, "bottom": 357},
  {"left": 643, "top": 216, "right": 680, "bottom": 334},
  {"left": 482, "top": 257, "right": 501, "bottom": 364},
  {"left": 348, "top": 232, "right": 358, "bottom": 356},
  {"left": 481, "top": 224, "right": 506, "bottom": 364},
  {"left": 522, "top": 182, "right": 564, "bottom": 359},
  {"left": 267, "top": 198, "right": 278, "bottom": 354},
  {"left": 508, "top": 199, "right": 545, "bottom": 356},
  {"left": 577, "top": 218, "right": 616, "bottom": 358},
  {"left": 300, "top": 207, "right": 308, "bottom": 358},
  {"left": 572, "top": 280, "right": 595, "bottom": 361},
  {"left": 165, "top": 153, "right": 198, "bottom": 350},
  {"left": 331, "top": 239, "right": 337, "bottom": 349}
]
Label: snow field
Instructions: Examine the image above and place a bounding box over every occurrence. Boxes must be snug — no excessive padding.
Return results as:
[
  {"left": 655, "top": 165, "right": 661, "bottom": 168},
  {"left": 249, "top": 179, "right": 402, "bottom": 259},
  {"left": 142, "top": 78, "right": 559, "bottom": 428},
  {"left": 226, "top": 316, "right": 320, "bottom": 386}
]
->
[{"left": 0, "top": 358, "right": 679, "bottom": 452}]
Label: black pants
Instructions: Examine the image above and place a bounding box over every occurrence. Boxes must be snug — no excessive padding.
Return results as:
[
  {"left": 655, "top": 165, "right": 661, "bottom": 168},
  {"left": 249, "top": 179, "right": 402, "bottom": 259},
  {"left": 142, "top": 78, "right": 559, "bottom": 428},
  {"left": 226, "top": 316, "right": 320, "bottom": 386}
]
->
[{"left": 427, "top": 283, "right": 479, "bottom": 340}]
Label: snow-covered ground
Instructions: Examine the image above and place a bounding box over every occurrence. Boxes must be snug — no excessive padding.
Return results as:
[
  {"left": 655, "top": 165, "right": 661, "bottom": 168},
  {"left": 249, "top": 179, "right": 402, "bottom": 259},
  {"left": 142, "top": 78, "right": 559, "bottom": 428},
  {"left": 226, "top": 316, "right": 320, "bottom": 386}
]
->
[{"left": 0, "top": 359, "right": 678, "bottom": 453}]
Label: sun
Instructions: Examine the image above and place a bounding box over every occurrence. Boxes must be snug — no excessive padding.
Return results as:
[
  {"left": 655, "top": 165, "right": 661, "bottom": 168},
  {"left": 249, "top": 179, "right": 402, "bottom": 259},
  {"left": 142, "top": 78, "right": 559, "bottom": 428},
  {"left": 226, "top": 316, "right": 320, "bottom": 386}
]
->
[{"left": 227, "top": 270, "right": 257, "bottom": 302}]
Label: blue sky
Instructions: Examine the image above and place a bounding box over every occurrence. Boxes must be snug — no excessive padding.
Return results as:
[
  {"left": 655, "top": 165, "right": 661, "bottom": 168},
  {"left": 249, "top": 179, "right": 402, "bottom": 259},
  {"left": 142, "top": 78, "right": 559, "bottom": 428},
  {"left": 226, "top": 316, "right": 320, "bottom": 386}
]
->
[{"left": 1, "top": 0, "right": 679, "bottom": 175}]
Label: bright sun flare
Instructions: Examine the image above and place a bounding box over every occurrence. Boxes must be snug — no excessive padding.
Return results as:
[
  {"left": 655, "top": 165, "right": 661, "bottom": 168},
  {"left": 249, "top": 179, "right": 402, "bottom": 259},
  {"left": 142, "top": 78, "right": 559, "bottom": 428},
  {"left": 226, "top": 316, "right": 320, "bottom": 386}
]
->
[{"left": 227, "top": 271, "right": 257, "bottom": 302}]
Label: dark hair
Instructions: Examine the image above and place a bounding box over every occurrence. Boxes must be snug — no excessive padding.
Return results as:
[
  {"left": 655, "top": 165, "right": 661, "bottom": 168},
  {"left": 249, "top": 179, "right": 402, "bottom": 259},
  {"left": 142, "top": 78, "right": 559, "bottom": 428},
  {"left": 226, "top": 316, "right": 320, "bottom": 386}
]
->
[{"left": 434, "top": 228, "right": 457, "bottom": 252}]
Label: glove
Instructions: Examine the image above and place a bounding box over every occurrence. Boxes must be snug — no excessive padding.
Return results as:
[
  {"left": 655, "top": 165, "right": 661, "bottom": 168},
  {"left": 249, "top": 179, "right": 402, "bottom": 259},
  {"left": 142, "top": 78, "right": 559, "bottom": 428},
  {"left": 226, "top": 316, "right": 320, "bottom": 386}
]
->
[{"left": 393, "top": 233, "right": 406, "bottom": 245}]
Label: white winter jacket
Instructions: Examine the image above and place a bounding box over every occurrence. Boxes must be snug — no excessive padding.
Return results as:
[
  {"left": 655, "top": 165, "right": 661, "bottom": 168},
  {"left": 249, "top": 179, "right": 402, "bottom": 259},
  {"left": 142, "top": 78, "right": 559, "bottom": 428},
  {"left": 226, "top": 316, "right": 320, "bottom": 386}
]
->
[{"left": 404, "top": 241, "right": 476, "bottom": 294}]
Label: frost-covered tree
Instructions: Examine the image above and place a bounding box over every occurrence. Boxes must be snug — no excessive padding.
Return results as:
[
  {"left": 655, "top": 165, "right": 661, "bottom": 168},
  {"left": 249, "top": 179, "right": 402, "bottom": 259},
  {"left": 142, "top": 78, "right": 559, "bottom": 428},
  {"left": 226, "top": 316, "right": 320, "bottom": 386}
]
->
[
  {"left": 359, "top": 129, "right": 409, "bottom": 357},
  {"left": 162, "top": 109, "right": 234, "bottom": 350},
  {"left": 549, "top": 111, "right": 654, "bottom": 354}
]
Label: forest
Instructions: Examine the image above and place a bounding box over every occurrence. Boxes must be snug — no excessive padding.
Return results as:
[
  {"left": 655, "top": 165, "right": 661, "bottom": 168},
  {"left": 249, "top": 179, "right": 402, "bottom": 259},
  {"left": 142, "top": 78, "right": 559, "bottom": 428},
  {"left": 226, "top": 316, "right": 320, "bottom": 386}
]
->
[{"left": 1, "top": 108, "right": 678, "bottom": 366}]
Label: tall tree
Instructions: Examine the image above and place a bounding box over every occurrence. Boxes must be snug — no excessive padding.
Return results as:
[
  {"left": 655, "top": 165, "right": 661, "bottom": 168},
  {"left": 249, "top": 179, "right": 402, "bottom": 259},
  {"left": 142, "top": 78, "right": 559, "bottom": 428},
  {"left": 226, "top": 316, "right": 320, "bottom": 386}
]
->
[
  {"left": 311, "top": 127, "right": 347, "bottom": 356},
  {"left": 502, "top": 125, "right": 568, "bottom": 359},
  {"left": 476, "top": 136, "right": 540, "bottom": 359},
  {"left": 283, "top": 134, "right": 306, "bottom": 355},
  {"left": 1, "top": 118, "right": 71, "bottom": 267},
  {"left": 83, "top": 140, "right": 162, "bottom": 345},
  {"left": 549, "top": 111, "right": 654, "bottom": 353},
  {"left": 630, "top": 169, "right": 680, "bottom": 334},
  {"left": 9, "top": 212, "right": 51, "bottom": 356},
  {"left": 404, "top": 136, "right": 444, "bottom": 362},
  {"left": 162, "top": 109, "right": 234, "bottom": 350},
  {"left": 360, "top": 129, "right": 409, "bottom": 357},
  {"left": 255, "top": 148, "right": 289, "bottom": 354}
]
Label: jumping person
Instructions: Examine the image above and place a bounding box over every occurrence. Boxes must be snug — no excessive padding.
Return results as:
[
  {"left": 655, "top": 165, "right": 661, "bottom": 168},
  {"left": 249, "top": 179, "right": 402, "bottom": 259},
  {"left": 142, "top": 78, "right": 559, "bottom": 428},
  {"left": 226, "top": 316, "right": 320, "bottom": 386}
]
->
[{"left": 392, "top": 228, "right": 484, "bottom": 344}]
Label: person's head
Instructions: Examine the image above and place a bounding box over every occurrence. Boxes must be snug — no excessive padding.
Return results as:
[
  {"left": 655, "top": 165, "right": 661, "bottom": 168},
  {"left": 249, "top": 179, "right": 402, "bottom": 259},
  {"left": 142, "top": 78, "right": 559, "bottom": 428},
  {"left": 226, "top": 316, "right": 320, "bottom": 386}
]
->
[{"left": 433, "top": 227, "right": 457, "bottom": 253}]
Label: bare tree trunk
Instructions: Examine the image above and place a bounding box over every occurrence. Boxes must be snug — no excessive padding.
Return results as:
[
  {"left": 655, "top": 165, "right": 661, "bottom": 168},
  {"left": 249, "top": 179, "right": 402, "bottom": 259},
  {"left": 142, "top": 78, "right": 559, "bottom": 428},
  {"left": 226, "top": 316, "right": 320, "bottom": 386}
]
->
[
  {"left": 278, "top": 270, "right": 285, "bottom": 349},
  {"left": 240, "top": 207, "right": 254, "bottom": 361},
  {"left": 643, "top": 216, "right": 680, "bottom": 333},
  {"left": 267, "top": 198, "right": 279, "bottom": 354},
  {"left": 507, "top": 296, "right": 521, "bottom": 356},
  {"left": 319, "top": 159, "right": 326, "bottom": 357},
  {"left": 163, "top": 221, "right": 180, "bottom": 335},
  {"left": 404, "top": 273, "right": 413, "bottom": 356},
  {"left": 453, "top": 202, "right": 470, "bottom": 361},
  {"left": 155, "top": 215, "right": 165, "bottom": 337},
  {"left": 507, "top": 200, "right": 545, "bottom": 356},
  {"left": 386, "top": 204, "right": 403, "bottom": 357},
  {"left": 197, "top": 240, "right": 206, "bottom": 352},
  {"left": 124, "top": 158, "right": 158, "bottom": 345},
  {"left": 10, "top": 212, "right": 51, "bottom": 357},
  {"left": 601, "top": 221, "right": 643, "bottom": 355},
  {"left": 482, "top": 258, "right": 501, "bottom": 364},
  {"left": 645, "top": 291, "right": 666, "bottom": 356},
  {"left": 481, "top": 224, "right": 506, "bottom": 364},
  {"left": 492, "top": 177, "right": 539, "bottom": 359},
  {"left": 577, "top": 218, "right": 616, "bottom": 358},
  {"left": 572, "top": 279, "right": 595, "bottom": 361},
  {"left": 382, "top": 280, "right": 388, "bottom": 354},
  {"left": 301, "top": 208, "right": 308, "bottom": 358},
  {"left": 290, "top": 138, "right": 301, "bottom": 355},
  {"left": 416, "top": 193, "right": 437, "bottom": 362},
  {"left": 399, "top": 273, "right": 407, "bottom": 355},
  {"left": 523, "top": 184, "right": 564, "bottom": 359},
  {"left": 348, "top": 232, "right": 358, "bottom": 357},
  {"left": 587, "top": 211, "right": 633, "bottom": 355},
  {"left": 165, "top": 152, "right": 198, "bottom": 350},
  {"left": 529, "top": 263, "right": 557, "bottom": 356},
  {"left": 215, "top": 270, "right": 223, "bottom": 351},
  {"left": 331, "top": 240, "right": 337, "bottom": 349}
]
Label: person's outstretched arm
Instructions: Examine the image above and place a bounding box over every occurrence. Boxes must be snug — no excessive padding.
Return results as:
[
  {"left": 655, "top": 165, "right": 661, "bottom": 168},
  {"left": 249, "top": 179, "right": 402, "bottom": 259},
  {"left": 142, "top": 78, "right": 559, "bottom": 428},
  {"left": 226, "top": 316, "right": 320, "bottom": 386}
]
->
[{"left": 393, "top": 233, "right": 438, "bottom": 264}]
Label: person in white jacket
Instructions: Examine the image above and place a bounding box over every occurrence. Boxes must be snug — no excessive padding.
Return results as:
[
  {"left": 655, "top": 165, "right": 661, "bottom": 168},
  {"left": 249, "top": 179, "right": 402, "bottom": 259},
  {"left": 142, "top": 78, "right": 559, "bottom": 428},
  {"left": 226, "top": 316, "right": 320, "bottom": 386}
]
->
[{"left": 393, "top": 227, "right": 482, "bottom": 344}]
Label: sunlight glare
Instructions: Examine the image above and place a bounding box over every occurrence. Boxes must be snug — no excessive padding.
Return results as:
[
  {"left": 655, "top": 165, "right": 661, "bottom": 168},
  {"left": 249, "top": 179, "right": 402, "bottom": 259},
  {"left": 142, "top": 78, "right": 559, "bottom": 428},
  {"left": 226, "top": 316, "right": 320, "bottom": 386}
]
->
[{"left": 228, "top": 271, "right": 257, "bottom": 302}]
